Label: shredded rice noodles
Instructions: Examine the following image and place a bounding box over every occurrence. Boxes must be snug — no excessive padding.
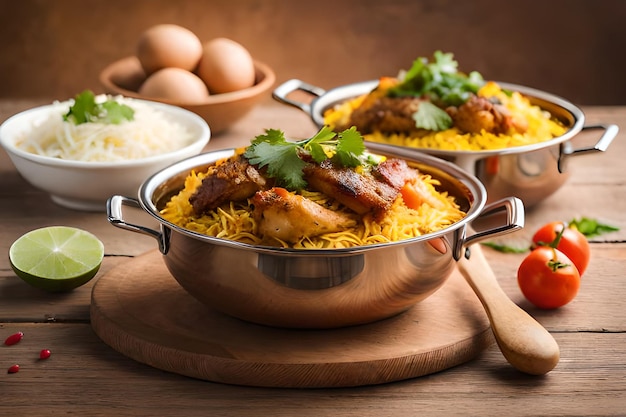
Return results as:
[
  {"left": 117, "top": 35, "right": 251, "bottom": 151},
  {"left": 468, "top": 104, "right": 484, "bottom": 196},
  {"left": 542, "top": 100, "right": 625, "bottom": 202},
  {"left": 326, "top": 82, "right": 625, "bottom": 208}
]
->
[
  {"left": 160, "top": 165, "right": 466, "bottom": 249},
  {"left": 16, "top": 95, "right": 194, "bottom": 162}
]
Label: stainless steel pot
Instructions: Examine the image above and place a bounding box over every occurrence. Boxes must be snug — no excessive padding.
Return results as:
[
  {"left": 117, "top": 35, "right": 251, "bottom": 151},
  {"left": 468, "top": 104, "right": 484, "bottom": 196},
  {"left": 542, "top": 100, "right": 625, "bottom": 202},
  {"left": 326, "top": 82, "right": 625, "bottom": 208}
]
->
[
  {"left": 273, "top": 79, "right": 618, "bottom": 207},
  {"left": 107, "top": 148, "right": 523, "bottom": 329}
]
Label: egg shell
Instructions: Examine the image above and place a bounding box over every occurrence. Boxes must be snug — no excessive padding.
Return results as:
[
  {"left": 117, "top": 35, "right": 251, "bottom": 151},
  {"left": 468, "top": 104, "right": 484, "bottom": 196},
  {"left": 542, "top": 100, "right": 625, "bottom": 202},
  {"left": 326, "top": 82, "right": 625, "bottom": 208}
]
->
[
  {"left": 139, "top": 67, "right": 210, "bottom": 104},
  {"left": 137, "top": 24, "right": 203, "bottom": 75},
  {"left": 197, "top": 38, "right": 256, "bottom": 94}
]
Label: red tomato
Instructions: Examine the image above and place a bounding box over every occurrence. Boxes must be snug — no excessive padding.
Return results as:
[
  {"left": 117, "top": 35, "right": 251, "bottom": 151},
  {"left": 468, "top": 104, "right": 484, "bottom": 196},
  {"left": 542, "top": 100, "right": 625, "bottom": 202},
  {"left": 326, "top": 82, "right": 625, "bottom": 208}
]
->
[
  {"left": 532, "top": 222, "right": 590, "bottom": 275},
  {"left": 517, "top": 246, "right": 581, "bottom": 309}
]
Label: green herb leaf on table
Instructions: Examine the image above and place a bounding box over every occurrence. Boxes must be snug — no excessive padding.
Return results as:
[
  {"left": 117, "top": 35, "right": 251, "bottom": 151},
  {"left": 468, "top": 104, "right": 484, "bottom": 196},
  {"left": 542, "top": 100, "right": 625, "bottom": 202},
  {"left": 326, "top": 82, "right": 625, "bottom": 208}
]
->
[
  {"left": 568, "top": 217, "right": 620, "bottom": 237},
  {"left": 481, "top": 241, "right": 530, "bottom": 254},
  {"left": 482, "top": 216, "right": 621, "bottom": 254},
  {"left": 64, "top": 90, "right": 135, "bottom": 125}
]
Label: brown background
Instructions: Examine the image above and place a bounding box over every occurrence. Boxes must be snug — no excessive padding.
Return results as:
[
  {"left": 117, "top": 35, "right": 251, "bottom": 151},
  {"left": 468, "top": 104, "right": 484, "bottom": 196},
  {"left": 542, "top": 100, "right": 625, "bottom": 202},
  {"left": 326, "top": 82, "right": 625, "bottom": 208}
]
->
[{"left": 1, "top": 0, "right": 625, "bottom": 104}]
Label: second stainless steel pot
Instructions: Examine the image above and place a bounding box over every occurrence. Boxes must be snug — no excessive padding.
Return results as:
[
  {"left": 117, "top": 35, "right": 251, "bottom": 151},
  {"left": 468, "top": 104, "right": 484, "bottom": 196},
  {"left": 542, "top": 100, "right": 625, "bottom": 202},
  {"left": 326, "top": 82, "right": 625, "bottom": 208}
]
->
[{"left": 273, "top": 79, "right": 618, "bottom": 207}]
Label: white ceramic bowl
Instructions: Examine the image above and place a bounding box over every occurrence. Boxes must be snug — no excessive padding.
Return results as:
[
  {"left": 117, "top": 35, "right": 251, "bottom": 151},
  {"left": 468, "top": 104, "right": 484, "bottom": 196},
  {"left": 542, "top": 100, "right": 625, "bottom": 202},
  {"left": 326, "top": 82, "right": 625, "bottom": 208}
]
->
[{"left": 0, "top": 98, "right": 210, "bottom": 211}]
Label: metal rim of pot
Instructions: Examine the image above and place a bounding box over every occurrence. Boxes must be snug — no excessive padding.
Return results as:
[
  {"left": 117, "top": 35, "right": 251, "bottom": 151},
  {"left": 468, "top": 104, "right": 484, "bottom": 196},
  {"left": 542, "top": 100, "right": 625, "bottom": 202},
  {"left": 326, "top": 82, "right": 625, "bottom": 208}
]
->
[{"left": 106, "top": 147, "right": 524, "bottom": 262}]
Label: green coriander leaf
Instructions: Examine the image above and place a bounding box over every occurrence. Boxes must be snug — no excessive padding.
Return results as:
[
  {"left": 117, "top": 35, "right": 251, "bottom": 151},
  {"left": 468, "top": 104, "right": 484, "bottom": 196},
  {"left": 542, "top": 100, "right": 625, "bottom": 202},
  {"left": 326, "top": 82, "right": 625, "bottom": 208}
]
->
[
  {"left": 388, "top": 51, "right": 485, "bottom": 107},
  {"left": 335, "top": 126, "right": 366, "bottom": 167},
  {"left": 400, "top": 57, "right": 427, "bottom": 86},
  {"left": 265, "top": 145, "right": 308, "bottom": 190},
  {"left": 243, "top": 127, "right": 370, "bottom": 191},
  {"left": 249, "top": 128, "right": 287, "bottom": 145},
  {"left": 64, "top": 90, "right": 134, "bottom": 125},
  {"left": 432, "top": 50, "right": 458, "bottom": 74},
  {"left": 308, "top": 142, "right": 328, "bottom": 163},
  {"left": 467, "top": 71, "right": 485, "bottom": 89},
  {"left": 245, "top": 140, "right": 307, "bottom": 190},
  {"left": 64, "top": 90, "right": 97, "bottom": 124},
  {"left": 306, "top": 125, "right": 337, "bottom": 145},
  {"left": 481, "top": 241, "right": 529, "bottom": 254},
  {"left": 569, "top": 217, "right": 620, "bottom": 237},
  {"left": 100, "top": 100, "right": 135, "bottom": 124},
  {"left": 412, "top": 101, "right": 453, "bottom": 131},
  {"left": 303, "top": 126, "right": 338, "bottom": 163}
]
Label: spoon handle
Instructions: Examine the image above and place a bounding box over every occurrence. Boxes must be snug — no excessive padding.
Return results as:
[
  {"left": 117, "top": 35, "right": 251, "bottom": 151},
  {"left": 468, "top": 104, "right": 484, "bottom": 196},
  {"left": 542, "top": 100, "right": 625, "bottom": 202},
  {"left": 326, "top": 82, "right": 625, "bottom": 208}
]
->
[{"left": 457, "top": 244, "right": 560, "bottom": 375}]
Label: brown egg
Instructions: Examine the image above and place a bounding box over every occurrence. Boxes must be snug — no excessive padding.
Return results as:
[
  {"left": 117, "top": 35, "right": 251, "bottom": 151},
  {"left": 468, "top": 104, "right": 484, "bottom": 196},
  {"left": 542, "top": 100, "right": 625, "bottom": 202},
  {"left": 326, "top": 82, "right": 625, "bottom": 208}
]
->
[
  {"left": 139, "top": 68, "right": 210, "bottom": 104},
  {"left": 197, "top": 38, "right": 256, "bottom": 94},
  {"left": 137, "top": 24, "right": 203, "bottom": 75}
]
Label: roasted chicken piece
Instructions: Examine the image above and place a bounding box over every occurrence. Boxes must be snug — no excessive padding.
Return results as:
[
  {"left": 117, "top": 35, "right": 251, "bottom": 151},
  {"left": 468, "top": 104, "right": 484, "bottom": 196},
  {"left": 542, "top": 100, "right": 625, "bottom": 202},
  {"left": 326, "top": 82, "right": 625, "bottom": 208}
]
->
[
  {"left": 251, "top": 187, "right": 357, "bottom": 243},
  {"left": 303, "top": 158, "right": 419, "bottom": 218},
  {"left": 373, "top": 158, "right": 419, "bottom": 189},
  {"left": 337, "top": 96, "right": 424, "bottom": 135},
  {"left": 190, "top": 150, "right": 422, "bottom": 231},
  {"left": 189, "top": 154, "right": 269, "bottom": 215},
  {"left": 447, "top": 95, "right": 528, "bottom": 135},
  {"left": 338, "top": 86, "right": 530, "bottom": 136}
]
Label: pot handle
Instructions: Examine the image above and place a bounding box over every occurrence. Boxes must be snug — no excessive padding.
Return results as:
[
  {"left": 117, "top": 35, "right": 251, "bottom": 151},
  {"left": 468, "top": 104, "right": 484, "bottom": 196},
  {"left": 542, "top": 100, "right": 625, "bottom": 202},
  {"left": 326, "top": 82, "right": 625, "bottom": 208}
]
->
[
  {"left": 106, "top": 195, "right": 170, "bottom": 254},
  {"left": 566, "top": 124, "right": 619, "bottom": 156},
  {"left": 272, "top": 79, "right": 327, "bottom": 115},
  {"left": 456, "top": 196, "right": 525, "bottom": 260}
]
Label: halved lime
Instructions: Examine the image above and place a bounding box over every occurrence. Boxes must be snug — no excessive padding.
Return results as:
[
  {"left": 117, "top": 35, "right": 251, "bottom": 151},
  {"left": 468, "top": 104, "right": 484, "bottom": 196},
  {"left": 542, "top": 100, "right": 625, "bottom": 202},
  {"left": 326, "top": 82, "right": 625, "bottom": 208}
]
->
[{"left": 9, "top": 226, "right": 104, "bottom": 292}]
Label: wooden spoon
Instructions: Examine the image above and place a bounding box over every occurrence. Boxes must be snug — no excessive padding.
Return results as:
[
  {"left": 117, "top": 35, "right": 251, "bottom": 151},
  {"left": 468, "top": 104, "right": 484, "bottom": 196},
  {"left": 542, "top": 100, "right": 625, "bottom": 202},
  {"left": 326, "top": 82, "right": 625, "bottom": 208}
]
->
[{"left": 457, "top": 244, "right": 560, "bottom": 375}]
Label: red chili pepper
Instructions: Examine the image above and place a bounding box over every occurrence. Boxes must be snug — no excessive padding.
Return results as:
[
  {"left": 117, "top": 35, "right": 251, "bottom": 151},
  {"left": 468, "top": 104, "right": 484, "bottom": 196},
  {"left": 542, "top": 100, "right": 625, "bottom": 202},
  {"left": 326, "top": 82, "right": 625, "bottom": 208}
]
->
[
  {"left": 7, "top": 364, "right": 20, "bottom": 374},
  {"left": 39, "top": 349, "right": 51, "bottom": 360},
  {"left": 4, "top": 332, "right": 24, "bottom": 346}
]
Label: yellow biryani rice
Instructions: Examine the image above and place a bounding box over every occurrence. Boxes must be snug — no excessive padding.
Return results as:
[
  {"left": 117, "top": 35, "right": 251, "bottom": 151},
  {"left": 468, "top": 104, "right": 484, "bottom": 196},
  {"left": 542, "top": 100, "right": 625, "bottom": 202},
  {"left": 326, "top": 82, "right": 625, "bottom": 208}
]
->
[
  {"left": 160, "top": 164, "right": 465, "bottom": 249},
  {"left": 323, "top": 81, "right": 568, "bottom": 151}
]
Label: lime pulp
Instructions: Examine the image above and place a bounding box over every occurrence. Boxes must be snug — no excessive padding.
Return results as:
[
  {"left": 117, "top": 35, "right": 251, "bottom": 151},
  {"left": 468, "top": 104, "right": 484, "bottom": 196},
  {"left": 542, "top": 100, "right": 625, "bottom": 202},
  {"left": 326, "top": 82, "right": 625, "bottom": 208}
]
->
[{"left": 9, "top": 226, "right": 104, "bottom": 292}]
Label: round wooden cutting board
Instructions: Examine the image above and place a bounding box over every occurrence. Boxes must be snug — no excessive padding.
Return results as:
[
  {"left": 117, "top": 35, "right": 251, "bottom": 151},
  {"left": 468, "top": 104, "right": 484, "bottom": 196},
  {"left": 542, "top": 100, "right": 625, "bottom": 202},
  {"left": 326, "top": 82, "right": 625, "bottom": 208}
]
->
[{"left": 90, "top": 250, "right": 493, "bottom": 388}]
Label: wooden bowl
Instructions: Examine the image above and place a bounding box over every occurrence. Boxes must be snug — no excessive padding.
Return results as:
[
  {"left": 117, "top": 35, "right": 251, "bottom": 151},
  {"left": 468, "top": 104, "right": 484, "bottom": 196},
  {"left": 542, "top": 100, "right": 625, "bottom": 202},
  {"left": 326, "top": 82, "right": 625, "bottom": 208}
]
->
[{"left": 99, "top": 56, "right": 275, "bottom": 134}]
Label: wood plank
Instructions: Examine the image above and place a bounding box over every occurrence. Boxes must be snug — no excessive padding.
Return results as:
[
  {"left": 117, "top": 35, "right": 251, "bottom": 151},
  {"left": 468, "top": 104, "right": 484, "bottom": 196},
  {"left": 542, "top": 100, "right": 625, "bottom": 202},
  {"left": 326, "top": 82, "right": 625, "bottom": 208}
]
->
[
  {"left": 3, "top": 244, "right": 624, "bottom": 331},
  {"left": 0, "top": 172, "right": 160, "bottom": 258},
  {"left": 0, "top": 322, "right": 624, "bottom": 417}
]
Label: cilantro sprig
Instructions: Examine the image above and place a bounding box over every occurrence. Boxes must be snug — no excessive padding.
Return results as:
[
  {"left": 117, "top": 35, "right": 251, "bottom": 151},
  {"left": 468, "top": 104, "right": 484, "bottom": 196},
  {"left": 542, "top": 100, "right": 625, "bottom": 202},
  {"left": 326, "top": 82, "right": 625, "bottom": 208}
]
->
[
  {"left": 387, "top": 51, "right": 485, "bottom": 131},
  {"left": 389, "top": 51, "right": 485, "bottom": 106},
  {"left": 64, "top": 90, "right": 134, "bottom": 125},
  {"left": 244, "top": 126, "right": 370, "bottom": 190}
]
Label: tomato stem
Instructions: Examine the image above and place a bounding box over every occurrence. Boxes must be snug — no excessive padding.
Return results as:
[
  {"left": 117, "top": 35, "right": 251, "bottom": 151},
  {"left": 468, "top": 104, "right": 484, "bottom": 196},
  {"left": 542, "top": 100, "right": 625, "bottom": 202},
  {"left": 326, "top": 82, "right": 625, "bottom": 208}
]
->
[
  {"left": 546, "top": 246, "right": 570, "bottom": 271},
  {"left": 535, "top": 222, "right": 567, "bottom": 249},
  {"left": 547, "top": 258, "right": 569, "bottom": 272},
  {"left": 550, "top": 223, "right": 567, "bottom": 248}
]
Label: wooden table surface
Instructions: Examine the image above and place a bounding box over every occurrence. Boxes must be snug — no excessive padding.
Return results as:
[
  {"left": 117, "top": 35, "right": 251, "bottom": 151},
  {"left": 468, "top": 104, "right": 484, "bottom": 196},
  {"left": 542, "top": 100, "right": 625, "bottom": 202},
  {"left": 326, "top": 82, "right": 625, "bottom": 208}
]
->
[{"left": 1, "top": 99, "right": 625, "bottom": 416}]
